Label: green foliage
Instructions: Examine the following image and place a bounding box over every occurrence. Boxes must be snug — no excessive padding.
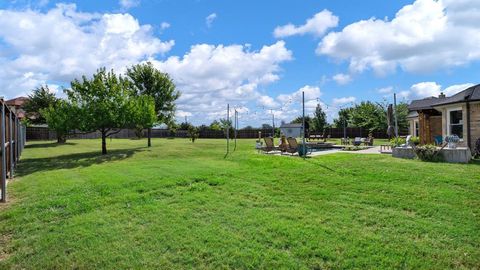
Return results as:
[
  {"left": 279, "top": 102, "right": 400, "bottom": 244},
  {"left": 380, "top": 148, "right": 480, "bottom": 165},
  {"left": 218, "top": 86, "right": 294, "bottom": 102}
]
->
[
  {"left": 333, "top": 107, "right": 354, "bottom": 128},
  {"left": 342, "top": 145, "right": 368, "bottom": 151},
  {"left": 24, "top": 85, "right": 59, "bottom": 124},
  {"left": 390, "top": 137, "right": 406, "bottom": 147},
  {"left": 126, "top": 62, "right": 180, "bottom": 127},
  {"left": 209, "top": 120, "right": 222, "bottom": 131},
  {"left": 66, "top": 68, "right": 156, "bottom": 154},
  {"left": 414, "top": 144, "right": 442, "bottom": 162},
  {"left": 41, "top": 100, "right": 78, "bottom": 143},
  {"left": 187, "top": 125, "right": 199, "bottom": 143},
  {"left": 312, "top": 104, "right": 327, "bottom": 132},
  {"left": 333, "top": 101, "right": 409, "bottom": 132},
  {"left": 410, "top": 136, "right": 420, "bottom": 145},
  {"left": 128, "top": 95, "right": 156, "bottom": 139}
]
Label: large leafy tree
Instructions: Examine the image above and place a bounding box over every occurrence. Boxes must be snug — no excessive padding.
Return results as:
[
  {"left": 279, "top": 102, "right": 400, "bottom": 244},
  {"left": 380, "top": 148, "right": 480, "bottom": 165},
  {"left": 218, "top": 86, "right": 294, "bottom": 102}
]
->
[
  {"left": 66, "top": 68, "right": 156, "bottom": 154},
  {"left": 333, "top": 107, "right": 354, "bottom": 128},
  {"left": 312, "top": 104, "right": 327, "bottom": 132},
  {"left": 126, "top": 62, "right": 180, "bottom": 147},
  {"left": 24, "top": 85, "right": 58, "bottom": 124},
  {"left": 41, "top": 100, "right": 79, "bottom": 143},
  {"left": 349, "top": 101, "right": 386, "bottom": 132}
]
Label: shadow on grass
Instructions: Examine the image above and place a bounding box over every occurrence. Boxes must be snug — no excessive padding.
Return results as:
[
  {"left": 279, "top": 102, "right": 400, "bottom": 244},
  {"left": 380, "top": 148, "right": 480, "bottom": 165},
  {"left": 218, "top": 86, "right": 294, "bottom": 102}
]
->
[
  {"left": 17, "top": 148, "right": 145, "bottom": 177},
  {"left": 25, "top": 142, "right": 78, "bottom": 149}
]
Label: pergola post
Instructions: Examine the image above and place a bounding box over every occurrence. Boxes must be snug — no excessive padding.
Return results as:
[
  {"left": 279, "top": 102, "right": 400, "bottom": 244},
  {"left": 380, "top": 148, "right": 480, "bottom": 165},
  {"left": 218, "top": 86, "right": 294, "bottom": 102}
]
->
[{"left": 1, "top": 102, "right": 6, "bottom": 202}]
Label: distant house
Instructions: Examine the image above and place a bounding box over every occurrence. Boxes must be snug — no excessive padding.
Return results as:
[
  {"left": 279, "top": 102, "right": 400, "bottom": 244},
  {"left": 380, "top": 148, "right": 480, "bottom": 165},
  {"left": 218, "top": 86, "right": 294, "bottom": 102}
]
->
[
  {"left": 6, "top": 97, "right": 29, "bottom": 119},
  {"left": 280, "top": 123, "right": 302, "bottom": 138},
  {"left": 407, "top": 85, "right": 480, "bottom": 150}
]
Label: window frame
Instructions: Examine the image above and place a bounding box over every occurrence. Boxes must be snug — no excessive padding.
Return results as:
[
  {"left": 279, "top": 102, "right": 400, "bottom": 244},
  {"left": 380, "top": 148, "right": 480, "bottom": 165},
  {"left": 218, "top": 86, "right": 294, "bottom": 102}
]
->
[{"left": 446, "top": 107, "right": 464, "bottom": 140}]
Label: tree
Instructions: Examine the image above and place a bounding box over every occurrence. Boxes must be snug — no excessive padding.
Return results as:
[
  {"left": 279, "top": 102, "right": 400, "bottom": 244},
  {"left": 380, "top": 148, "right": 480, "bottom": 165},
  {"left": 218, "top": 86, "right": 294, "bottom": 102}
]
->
[
  {"left": 24, "top": 85, "right": 58, "bottom": 124},
  {"left": 126, "top": 62, "right": 180, "bottom": 147},
  {"left": 349, "top": 101, "right": 386, "bottom": 132},
  {"left": 312, "top": 104, "right": 327, "bottom": 132},
  {"left": 209, "top": 120, "right": 222, "bottom": 131},
  {"left": 333, "top": 107, "right": 354, "bottom": 128},
  {"left": 41, "top": 100, "right": 78, "bottom": 143},
  {"left": 219, "top": 118, "right": 234, "bottom": 139},
  {"left": 66, "top": 68, "right": 156, "bottom": 155},
  {"left": 187, "top": 125, "right": 199, "bottom": 143},
  {"left": 179, "top": 122, "right": 193, "bottom": 130},
  {"left": 128, "top": 95, "right": 157, "bottom": 139}
]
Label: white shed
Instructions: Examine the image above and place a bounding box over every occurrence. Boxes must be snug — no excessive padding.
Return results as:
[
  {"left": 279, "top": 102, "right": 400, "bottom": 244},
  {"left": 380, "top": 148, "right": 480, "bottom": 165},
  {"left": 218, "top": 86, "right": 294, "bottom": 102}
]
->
[{"left": 280, "top": 123, "right": 302, "bottom": 138}]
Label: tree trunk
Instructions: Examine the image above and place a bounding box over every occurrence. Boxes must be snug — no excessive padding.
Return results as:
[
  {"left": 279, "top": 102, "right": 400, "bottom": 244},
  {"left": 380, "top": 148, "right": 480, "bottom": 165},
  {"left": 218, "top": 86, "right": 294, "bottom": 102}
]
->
[
  {"left": 57, "top": 135, "right": 66, "bottom": 144},
  {"left": 102, "top": 132, "right": 107, "bottom": 155},
  {"left": 147, "top": 128, "right": 152, "bottom": 147}
]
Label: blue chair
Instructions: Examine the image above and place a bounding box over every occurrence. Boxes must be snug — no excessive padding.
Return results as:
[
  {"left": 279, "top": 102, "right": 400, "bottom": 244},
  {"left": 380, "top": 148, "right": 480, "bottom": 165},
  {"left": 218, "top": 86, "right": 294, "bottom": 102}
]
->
[{"left": 434, "top": 135, "right": 443, "bottom": 145}]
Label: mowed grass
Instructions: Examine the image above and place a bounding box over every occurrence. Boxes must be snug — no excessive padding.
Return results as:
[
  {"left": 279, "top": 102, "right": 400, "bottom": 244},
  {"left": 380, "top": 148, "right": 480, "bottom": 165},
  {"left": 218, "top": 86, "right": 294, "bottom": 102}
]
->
[{"left": 0, "top": 139, "right": 479, "bottom": 269}]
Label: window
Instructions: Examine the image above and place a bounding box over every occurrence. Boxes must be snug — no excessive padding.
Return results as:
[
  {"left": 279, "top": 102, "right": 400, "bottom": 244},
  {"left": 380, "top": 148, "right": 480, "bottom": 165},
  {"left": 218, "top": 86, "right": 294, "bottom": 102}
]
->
[
  {"left": 414, "top": 120, "right": 419, "bottom": 137},
  {"left": 448, "top": 109, "right": 463, "bottom": 139}
]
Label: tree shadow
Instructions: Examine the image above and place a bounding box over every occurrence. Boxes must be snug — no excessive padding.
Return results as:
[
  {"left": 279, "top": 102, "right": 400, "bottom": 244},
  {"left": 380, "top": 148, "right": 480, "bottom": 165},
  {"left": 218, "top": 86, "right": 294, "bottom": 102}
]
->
[
  {"left": 25, "top": 142, "right": 78, "bottom": 149},
  {"left": 16, "top": 148, "right": 145, "bottom": 177}
]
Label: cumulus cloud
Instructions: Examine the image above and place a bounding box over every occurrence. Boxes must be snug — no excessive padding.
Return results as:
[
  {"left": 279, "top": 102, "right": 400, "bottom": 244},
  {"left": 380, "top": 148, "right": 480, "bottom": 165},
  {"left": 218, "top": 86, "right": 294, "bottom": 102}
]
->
[
  {"left": 160, "top": 22, "right": 171, "bottom": 30},
  {"left": 0, "top": 4, "right": 174, "bottom": 98},
  {"left": 317, "top": 0, "right": 480, "bottom": 75},
  {"left": 378, "top": 86, "right": 393, "bottom": 94},
  {"left": 119, "top": 0, "right": 140, "bottom": 10},
  {"left": 405, "top": 82, "right": 474, "bottom": 99},
  {"left": 333, "top": 96, "right": 356, "bottom": 105},
  {"left": 332, "top": 73, "right": 352, "bottom": 85},
  {"left": 151, "top": 41, "right": 292, "bottom": 122},
  {"left": 274, "top": 10, "right": 338, "bottom": 38},
  {"left": 206, "top": 13, "right": 217, "bottom": 28}
]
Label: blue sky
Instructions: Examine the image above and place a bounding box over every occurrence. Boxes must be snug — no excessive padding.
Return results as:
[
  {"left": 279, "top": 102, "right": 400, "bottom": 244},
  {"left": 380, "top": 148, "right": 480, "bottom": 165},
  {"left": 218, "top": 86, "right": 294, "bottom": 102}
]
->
[{"left": 0, "top": 0, "right": 479, "bottom": 126}]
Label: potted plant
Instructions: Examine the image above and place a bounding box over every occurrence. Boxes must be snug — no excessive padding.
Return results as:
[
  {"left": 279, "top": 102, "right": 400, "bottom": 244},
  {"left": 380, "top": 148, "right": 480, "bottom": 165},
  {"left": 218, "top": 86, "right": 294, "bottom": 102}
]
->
[{"left": 445, "top": 135, "right": 460, "bottom": 149}]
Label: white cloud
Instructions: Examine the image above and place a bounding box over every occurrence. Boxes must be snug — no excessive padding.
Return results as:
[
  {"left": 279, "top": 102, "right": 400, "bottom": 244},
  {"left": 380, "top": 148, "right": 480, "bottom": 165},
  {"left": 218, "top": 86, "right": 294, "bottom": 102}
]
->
[
  {"left": 257, "top": 95, "right": 279, "bottom": 109},
  {"left": 160, "top": 22, "right": 170, "bottom": 30},
  {"left": 332, "top": 73, "right": 352, "bottom": 85},
  {"left": 0, "top": 4, "right": 174, "bottom": 98},
  {"left": 274, "top": 10, "right": 338, "bottom": 38},
  {"left": 333, "top": 96, "right": 356, "bottom": 105},
  {"left": 317, "top": 0, "right": 480, "bottom": 75},
  {"left": 405, "top": 82, "right": 474, "bottom": 99},
  {"left": 206, "top": 13, "right": 217, "bottom": 28},
  {"left": 151, "top": 41, "right": 292, "bottom": 123},
  {"left": 119, "top": 0, "right": 140, "bottom": 10},
  {"left": 378, "top": 86, "right": 393, "bottom": 94}
]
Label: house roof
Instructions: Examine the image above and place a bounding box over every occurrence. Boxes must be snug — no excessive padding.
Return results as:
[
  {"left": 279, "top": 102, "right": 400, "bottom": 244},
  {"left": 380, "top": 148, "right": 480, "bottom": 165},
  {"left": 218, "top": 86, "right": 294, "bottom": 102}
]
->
[
  {"left": 408, "top": 84, "right": 480, "bottom": 111},
  {"left": 6, "top": 97, "right": 29, "bottom": 107},
  {"left": 280, "top": 123, "right": 302, "bottom": 128},
  {"left": 433, "top": 84, "right": 480, "bottom": 107},
  {"left": 408, "top": 97, "right": 440, "bottom": 111},
  {"left": 406, "top": 111, "right": 418, "bottom": 119}
]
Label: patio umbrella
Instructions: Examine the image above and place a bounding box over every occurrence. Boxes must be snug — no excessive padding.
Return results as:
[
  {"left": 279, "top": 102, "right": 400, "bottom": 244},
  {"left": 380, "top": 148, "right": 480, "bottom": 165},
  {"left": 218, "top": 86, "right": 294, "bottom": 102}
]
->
[{"left": 386, "top": 104, "right": 394, "bottom": 138}]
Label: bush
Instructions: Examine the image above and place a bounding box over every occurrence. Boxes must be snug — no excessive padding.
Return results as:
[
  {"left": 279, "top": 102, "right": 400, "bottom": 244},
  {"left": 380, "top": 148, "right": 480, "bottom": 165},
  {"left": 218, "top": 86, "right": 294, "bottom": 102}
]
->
[
  {"left": 414, "top": 144, "right": 442, "bottom": 162},
  {"left": 410, "top": 136, "right": 420, "bottom": 145},
  {"left": 390, "top": 137, "right": 406, "bottom": 147}
]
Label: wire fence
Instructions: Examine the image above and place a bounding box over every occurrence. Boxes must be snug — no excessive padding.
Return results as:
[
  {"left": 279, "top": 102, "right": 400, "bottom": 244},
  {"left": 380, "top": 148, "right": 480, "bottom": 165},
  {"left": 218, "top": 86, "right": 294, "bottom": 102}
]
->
[{"left": 1, "top": 99, "right": 26, "bottom": 203}]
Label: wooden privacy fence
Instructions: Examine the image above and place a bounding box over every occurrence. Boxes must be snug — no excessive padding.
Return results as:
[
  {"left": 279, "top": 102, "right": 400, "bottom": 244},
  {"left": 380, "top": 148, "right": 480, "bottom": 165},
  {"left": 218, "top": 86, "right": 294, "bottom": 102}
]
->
[
  {"left": 1, "top": 99, "right": 26, "bottom": 203},
  {"left": 27, "top": 126, "right": 407, "bottom": 141}
]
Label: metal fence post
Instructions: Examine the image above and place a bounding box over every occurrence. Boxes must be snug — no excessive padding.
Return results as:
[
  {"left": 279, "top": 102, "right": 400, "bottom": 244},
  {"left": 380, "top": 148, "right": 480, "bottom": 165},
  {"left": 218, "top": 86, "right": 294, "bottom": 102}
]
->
[
  {"left": 9, "top": 111, "right": 13, "bottom": 178},
  {"left": 1, "top": 103, "right": 6, "bottom": 202}
]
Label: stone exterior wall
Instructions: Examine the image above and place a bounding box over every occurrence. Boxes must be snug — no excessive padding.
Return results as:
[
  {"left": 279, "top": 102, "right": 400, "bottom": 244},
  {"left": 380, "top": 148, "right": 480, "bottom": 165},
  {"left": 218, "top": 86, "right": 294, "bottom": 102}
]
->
[{"left": 469, "top": 102, "right": 480, "bottom": 150}]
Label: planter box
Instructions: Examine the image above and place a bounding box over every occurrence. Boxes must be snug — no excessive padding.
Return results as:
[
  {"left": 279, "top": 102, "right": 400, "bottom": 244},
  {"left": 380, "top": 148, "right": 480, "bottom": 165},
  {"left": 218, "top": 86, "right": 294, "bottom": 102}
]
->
[{"left": 392, "top": 147, "right": 472, "bottom": 163}]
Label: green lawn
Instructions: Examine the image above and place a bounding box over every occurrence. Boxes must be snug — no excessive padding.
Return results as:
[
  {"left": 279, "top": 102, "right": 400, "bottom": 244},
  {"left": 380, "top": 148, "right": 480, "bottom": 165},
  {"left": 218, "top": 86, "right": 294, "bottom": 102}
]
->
[{"left": 0, "top": 139, "right": 479, "bottom": 269}]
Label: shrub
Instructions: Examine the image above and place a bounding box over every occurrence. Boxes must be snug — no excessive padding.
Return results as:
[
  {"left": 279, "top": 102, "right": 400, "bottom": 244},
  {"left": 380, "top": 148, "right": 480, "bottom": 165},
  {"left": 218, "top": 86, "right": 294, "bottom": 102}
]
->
[
  {"left": 410, "top": 136, "right": 420, "bottom": 145},
  {"left": 188, "top": 126, "right": 199, "bottom": 143},
  {"left": 414, "top": 144, "right": 442, "bottom": 162},
  {"left": 342, "top": 145, "right": 368, "bottom": 151},
  {"left": 390, "top": 137, "right": 406, "bottom": 147}
]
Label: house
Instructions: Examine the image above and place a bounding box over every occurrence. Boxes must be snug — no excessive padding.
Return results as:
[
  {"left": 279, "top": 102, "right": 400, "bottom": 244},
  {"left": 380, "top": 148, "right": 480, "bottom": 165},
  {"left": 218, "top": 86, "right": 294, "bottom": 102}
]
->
[
  {"left": 407, "top": 84, "right": 480, "bottom": 150},
  {"left": 279, "top": 123, "right": 303, "bottom": 138},
  {"left": 6, "top": 97, "right": 29, "bottom": 119}
]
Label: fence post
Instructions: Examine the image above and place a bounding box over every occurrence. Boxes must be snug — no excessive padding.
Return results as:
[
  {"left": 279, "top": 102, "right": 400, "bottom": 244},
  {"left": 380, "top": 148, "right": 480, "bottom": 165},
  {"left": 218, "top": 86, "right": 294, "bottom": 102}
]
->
[
  {"left": 1, "top": 103, "right": 6, "bottom": 202},
  {"left": 9, "top": 112, "right": 13, "bottom": 178}
]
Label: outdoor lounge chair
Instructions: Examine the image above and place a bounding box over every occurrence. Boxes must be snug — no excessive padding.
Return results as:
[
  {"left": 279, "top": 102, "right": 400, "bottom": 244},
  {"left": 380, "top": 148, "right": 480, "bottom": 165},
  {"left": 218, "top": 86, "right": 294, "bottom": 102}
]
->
[
  {"left": 260, "top": 137, "right": 278, "bottom": 153},
  {"left": 434, "top": 135, "right": 443, "bottom": 146},
  {"left": 353, "top": 137, "right": 362, "bottom": 146},
  {"left": 285, "top": 137, "right": 299, "bottom": 155},
  {"left": 364, "top": 136, "right": 374, "bottom": 146}
]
